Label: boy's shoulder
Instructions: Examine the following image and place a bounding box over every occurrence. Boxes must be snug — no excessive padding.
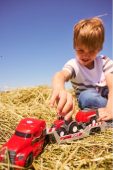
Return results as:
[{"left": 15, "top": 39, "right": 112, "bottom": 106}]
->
[
  {"left": 96, "top": 55, "right": 112, "bottom": 63},
  {"left": 97, "top": 55, "right": 108, "bottom": 60},
  {"left": 100, "top": 55, "right": 110, "bottom": 60},
  {"left": 65, "top": 58, "right": 76, "bottom": 65}
]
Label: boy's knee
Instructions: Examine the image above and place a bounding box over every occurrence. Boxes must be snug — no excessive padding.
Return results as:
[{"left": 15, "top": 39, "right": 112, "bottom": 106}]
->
[
  {"left": 78, "top": 90, "right": 94, "bottom": 108},
  {"left": 78, "top": 89, "right": 107, "bottom": 109},
  {"left": 79, "top": 89, "right": 95, "bottom": 101}
]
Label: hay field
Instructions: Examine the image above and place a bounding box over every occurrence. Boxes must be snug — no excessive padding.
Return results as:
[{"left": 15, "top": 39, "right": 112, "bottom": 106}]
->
[{"left": 0, "top": 86, "right": 112, "bottom": 170}]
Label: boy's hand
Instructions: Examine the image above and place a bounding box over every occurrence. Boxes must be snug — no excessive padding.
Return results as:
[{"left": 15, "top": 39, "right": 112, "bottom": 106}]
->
[
  {"left": 98, "top": 107, "right": 113, "bottom": 121},
  {"left": 50, "top": 89, "right": 73, "bottom": 117}
]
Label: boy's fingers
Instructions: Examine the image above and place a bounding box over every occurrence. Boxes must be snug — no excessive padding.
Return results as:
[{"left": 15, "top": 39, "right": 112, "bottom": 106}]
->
[
  {"left": 64, "top": 111, "right": 73, "bottom": 121},
  {"left": 50, "top": 90, "right": 74, "bottom": 118},
  {"left": 97, "top": 108, "right": 106, "bottom": 121},
  {"left": 97, "top": 116, "right": 106, "bottom": 122},
  {"left": 57, "top": 91, "right": 67, "bottom": 114},
  {"left": 50, "top": 90, "right": 59, "bottom": 107},
  {"left": 98, "top": 113, "right": 113, "bottom": 121},
  {"left": 61, "top": 93, "right": 73, "bottom": 116}
]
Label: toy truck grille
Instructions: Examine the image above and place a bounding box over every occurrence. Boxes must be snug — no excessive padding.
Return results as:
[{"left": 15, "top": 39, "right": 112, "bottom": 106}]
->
[{"left": 8, "top": 150, "right": 16, "bottom": 164}]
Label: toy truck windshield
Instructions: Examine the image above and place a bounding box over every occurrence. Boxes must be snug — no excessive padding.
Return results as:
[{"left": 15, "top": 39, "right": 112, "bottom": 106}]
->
[{"left": 15, "top": 130, "right": 31, "bottom": 138}]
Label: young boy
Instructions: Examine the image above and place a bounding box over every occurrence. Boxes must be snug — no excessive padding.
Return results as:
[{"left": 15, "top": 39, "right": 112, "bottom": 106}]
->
[{"left": 50, "top": 17, "right": 113, "bottom": 121}]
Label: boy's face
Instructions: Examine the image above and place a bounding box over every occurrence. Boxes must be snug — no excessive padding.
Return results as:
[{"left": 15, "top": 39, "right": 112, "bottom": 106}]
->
[{"left": 75, "top": 45, "right": 99, "bottom": 68}]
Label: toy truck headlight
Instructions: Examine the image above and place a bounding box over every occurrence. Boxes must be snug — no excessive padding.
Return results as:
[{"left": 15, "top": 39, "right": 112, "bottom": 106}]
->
[
  {"left": 0, "top": 147, "right": 7, "bottom": 161},
  {"left": 17, "top": 154, "right": 24, "bottom": 160}
]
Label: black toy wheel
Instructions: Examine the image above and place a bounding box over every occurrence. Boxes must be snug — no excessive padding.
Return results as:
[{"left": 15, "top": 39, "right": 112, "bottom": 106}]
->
[
  {"left": 69, "top": 122, "right": 78, "bottom": 134},
  {"left": 25, "top": 152, "right": 33, "bottom": 168},
  {"left": 57, "top": 127, "right": 67, "bottom": 137},
  {"left": 90, "top": 116, "right": 97, "bottom": 124},
  {"left": 89, "top": 127, "right": 101, "bottom": 135},
  {"left": 77, "top": 124, "right": 85, "bottom": 132}
]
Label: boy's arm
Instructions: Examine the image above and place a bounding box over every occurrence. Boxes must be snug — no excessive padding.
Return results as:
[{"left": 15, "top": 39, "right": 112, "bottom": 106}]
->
[
  {"left": 98, "top": 73, "right": 113, "bottom": 121},
  {"left": 50, "top": 70, "right": 73, "bottom": 117}
]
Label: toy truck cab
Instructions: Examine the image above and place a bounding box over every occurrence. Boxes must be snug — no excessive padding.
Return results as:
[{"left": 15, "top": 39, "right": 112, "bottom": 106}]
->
[{"left": 0, "top": 118, "right": 46, "bottom": 168}]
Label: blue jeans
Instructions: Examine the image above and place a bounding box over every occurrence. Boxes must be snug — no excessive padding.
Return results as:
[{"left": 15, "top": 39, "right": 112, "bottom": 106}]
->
[{"left": 78, "top": 89, "right": 108, "bottom": 109}]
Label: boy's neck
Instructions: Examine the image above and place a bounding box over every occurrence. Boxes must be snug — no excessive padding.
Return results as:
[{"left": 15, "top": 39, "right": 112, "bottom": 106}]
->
[{"left": 85, "top": 61, "right": 94, "bottom": 69}]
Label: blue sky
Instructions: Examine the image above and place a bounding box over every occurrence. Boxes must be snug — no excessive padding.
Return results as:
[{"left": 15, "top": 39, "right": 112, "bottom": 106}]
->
[{"left": 0, "top": 0, "right": 112, "bottom": 90}]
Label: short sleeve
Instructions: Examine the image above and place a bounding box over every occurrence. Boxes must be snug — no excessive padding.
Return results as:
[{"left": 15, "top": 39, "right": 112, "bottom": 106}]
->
[
  {"left": 102, "top": 56, "right": 113, "bottom": 75},
  {"left": 62, "top": 58, "right": 76, "bottom": 78}
]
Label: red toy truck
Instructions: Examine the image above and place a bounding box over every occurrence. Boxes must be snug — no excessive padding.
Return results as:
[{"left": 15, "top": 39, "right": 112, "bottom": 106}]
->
[
  {"left": 0, "top": 118, "right": 46, "bottom": 168},
  {"left": 0, "top": 109, "right": 107, "bottom": 168}
]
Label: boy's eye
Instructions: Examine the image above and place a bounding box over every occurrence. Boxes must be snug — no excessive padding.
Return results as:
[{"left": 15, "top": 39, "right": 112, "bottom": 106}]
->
[
  {"left": 76, "top": 50, "right": 85, "bottom": 54},
  {"left": 76, "top": 49, "right": 84, "bottom": 53},
  {"left": 76, "top": 49, "right": 96, "bottom": 54}
]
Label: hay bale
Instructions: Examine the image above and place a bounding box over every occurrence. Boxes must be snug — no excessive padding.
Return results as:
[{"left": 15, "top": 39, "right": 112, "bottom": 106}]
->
[
  {"left": 0, "top": 86, "right": 56, "bottom": 143},
  {"left": 0, "top": 86, "right": 112, "bottom": 170}
]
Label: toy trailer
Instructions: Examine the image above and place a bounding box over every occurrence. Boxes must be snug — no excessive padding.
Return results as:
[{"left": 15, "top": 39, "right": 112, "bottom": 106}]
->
[{"left": 47, "top": 109, "right": 107, "bottom": 144}]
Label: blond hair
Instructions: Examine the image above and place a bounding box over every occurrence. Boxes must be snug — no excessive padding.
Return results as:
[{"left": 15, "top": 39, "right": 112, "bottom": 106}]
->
[{"left": 73, "top": 17, "right": 105, "bottom": 51}]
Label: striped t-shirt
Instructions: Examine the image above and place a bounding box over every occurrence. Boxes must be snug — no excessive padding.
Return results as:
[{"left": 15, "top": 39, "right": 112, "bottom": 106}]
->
[{"left": 62, "top": 55, "right": 113, "bottom": 97}]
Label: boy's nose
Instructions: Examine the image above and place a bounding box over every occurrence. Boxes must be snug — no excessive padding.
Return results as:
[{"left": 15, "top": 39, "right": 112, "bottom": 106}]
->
[{"left": 82, "top": 53, "right": 90, "bottom": 59}]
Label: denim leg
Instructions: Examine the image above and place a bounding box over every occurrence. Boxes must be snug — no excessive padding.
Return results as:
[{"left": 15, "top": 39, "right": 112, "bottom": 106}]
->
[{"left": 78, "top": 89, "right": 107, "bottom": 109}]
